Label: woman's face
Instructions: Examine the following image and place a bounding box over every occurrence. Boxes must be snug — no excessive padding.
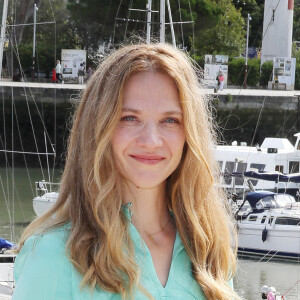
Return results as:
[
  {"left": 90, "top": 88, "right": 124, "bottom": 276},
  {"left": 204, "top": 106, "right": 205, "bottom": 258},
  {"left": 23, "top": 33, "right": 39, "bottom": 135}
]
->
[{"left": 111, "top": 71, "right": 186, "bottom": 189}]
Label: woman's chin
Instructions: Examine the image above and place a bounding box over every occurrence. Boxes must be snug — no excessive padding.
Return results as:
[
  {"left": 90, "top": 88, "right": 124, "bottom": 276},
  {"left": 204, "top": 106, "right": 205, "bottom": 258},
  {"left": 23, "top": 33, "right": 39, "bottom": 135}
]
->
[{"left": 126, "top": 177, "right": 166, "bottom": 190}]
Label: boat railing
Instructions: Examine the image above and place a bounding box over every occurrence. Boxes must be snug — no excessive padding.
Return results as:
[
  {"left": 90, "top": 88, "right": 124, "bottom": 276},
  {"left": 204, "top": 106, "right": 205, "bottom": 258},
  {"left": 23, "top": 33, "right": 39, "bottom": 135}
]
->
[
  {"left": 35, "top": 180, "right": 60, "bottom": 197},
  {"left": 284, "top": 202, "right": 300, "bottom": 210}
]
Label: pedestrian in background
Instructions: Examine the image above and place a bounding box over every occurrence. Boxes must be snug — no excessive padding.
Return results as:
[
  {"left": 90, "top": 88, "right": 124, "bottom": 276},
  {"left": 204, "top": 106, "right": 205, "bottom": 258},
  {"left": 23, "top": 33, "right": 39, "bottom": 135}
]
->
[
  {"left": 218, "top": 68, "right": 224, "bottom": 91},
  {"left": 55, "top": 60, "right": 63, "bottom": 84},
  {"left": 86, "top": 64, "right": 93, "bottom": 82},
  {"left": 78, "top": 63, "right": 85, "bottom": 84}
]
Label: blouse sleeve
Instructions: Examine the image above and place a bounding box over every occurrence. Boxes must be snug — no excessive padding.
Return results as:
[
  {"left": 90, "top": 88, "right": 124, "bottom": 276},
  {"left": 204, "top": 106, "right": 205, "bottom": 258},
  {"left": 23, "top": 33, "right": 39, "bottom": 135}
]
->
[{"left": 12, "top": 229, "right": 73, "bottom": 300}]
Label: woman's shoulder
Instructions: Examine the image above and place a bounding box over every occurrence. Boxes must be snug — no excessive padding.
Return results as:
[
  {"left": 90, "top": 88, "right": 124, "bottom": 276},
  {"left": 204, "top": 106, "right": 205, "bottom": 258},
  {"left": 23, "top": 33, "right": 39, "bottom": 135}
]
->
[
  {"left": 13, "top": 224, "right": 73, "bottom": 300},
  {"left": 21, "top": 224, "right": 70, "bottom": 254}
]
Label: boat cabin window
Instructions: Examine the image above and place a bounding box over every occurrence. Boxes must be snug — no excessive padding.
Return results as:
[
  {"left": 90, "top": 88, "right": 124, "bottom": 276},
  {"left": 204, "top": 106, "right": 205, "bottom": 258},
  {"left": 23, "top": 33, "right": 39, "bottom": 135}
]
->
[
  {"left": 249, "top": 163, "right": 266, "bottom": 186},
  {"left": 275, "top": 165, "right": 284, "bottom": 173},
  {"left": 218, "top": 161, "right": 223, "bottom": 171},
  {"left": 248, "top": 215, "right": 257, "bottom": 221},
  {"left": 235, "top": 162, "right": 247, "bottom": 185},
  {"left": 261, "top": 216, "right": 267, "bottom": 224},
  {"left": 224, "top": 162, "right": 235, "bottom": 184},
  {"left": 289, "top": 161, "right": 300, "bottom": 173},
  {"left": 238, "top": 201, "right": 253, "bottom": 215},
  {"left": 256, "top": 196, "right": 276, "bottom": 209},
  {"left": 275, "top": 217, "right": 300, "bottom": 226},
  {"left": 274, "top": 194, "right": 295, "bottom": 208},
  {"left": 268, "top": 216, "right": 274, "bottom": 225}
]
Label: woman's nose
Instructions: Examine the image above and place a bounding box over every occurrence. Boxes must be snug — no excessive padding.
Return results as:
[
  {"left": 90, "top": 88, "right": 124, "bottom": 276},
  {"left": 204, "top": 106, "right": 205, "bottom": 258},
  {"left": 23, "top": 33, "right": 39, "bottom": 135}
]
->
[{"left": 136, "top": 122, "right": 163, "bottom": 148}]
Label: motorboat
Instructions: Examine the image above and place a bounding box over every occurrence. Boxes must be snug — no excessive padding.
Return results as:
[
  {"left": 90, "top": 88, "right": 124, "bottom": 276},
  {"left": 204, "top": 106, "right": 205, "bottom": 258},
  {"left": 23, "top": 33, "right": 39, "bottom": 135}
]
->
[
  {"left": 215, "top": 133, "right": 300, "bottom": 199},
  {"left": 236, "top": 190, "right": 300, "bottom": 261},
  {"left": 33, "top": 181, "right": 59, "bottom": 217}
]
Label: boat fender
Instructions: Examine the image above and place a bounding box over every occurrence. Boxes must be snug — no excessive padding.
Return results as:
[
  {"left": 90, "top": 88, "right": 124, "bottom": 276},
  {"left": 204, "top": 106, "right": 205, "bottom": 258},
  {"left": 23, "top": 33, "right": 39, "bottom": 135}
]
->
[{"left": 262, "top": 227, "right": 268, "bottom": 242}]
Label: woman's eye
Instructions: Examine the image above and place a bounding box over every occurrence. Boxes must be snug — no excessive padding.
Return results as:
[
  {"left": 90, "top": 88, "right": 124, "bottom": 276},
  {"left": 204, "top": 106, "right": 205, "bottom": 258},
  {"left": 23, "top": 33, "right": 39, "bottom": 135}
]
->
[
  {"left": 163, "top": 118, "right": 179, "bottom": 124},
  {"left": 120, "top": 116, "right": 136, "bottom": 122}
]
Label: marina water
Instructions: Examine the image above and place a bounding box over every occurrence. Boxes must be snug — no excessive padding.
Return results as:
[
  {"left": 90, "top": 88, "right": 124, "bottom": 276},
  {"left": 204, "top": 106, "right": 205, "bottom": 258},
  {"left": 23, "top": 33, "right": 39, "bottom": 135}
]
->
[{"left": 0, "top": 168, "right": 299, "bottom": 299}]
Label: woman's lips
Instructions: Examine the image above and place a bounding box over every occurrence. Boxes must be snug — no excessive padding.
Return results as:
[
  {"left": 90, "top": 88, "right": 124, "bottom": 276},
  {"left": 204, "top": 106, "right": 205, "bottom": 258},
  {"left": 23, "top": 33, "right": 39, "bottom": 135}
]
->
[{"left": 129, "top": 155, "right": 165, "bottom": 165}]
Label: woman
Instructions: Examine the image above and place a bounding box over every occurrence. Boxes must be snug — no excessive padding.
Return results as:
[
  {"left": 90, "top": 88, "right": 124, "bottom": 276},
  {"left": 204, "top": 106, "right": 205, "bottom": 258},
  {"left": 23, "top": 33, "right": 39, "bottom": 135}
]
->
[
  {"left": 13, "top": 44, "right": 239, "bottom": 300},
  {"left": 218, "top": 69, "right": 224, "bottom": 91}
]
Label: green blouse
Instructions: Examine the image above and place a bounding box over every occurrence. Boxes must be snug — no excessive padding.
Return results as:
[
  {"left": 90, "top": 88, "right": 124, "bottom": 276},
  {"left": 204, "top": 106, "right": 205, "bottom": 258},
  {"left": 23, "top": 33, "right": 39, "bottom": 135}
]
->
[{"left": 13, "top": 207, "right": 232, "bottom": 299}]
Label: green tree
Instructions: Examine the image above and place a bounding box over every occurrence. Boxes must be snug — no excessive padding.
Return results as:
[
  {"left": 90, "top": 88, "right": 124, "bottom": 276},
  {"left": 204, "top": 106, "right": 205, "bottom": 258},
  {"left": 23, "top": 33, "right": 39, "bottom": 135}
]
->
[{"left": 195, "top": 0, "right": 245, "bottom": 56}]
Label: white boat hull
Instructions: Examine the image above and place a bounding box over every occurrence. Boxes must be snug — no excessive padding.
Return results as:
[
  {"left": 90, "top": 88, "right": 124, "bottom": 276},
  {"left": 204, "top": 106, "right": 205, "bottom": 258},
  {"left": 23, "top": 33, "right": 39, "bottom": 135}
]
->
[{"left": 33, "top": 192, "right": 58, "bottom": 217}]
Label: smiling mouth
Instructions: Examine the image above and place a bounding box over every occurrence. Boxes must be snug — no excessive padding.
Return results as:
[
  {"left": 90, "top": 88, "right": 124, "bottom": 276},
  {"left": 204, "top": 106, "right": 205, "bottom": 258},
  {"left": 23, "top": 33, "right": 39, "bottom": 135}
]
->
[{"left": 130, "top": 155, "right": 165, "bottom": 165}]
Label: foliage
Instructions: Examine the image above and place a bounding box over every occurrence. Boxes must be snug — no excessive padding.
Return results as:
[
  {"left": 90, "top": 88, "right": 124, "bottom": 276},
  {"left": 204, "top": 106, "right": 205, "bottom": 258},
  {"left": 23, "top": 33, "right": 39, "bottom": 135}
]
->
[
  {"left": 228, "top": 57, "right": 245, "bottom": 86},
  {"left": 194, "top": 0, "right": 245, "bottom": 56},
  {"left": 3, "top": 0, "right": 248, "bottom": 76},
  {"left": 259, "top": 61, "right": 273, "bottom": 87},
  {"left": 228, "top": 57, "right": 260, "bottom": 87},
  {"left": 232, "top": 0, "right": 264, "bottom": 47}
]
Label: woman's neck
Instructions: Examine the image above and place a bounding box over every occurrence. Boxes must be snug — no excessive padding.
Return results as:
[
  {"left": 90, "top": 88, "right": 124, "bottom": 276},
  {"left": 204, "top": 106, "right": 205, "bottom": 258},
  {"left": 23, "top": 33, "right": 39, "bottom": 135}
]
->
[{"left": 122, "top": 181, "right": 171, "bottom": 234}]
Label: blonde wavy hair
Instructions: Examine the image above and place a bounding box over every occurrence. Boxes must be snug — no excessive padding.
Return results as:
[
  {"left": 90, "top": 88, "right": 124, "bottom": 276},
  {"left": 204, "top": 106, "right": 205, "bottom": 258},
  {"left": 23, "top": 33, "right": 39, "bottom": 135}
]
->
[{"left": 18, "top": 43, "right": 239, "bottom": 299}]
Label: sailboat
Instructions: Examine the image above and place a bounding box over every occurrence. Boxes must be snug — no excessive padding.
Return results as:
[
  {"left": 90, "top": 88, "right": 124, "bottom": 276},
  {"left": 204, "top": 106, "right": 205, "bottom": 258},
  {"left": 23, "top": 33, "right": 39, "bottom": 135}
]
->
[{"left": 0, "top": 1, "right": 60, "bottom": 298}]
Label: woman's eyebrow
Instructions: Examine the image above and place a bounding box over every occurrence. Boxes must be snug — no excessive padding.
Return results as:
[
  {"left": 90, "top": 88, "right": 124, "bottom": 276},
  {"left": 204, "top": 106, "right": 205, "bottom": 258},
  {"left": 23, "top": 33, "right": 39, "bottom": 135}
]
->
[
  {"left": 122, "top": 108, "right": 182, "bottom": 116},
  {"left": 121, "top": 108, "right": 141, "bottom": 114},
  {"left": 162, "top": 111, "right": 183, "bottom": 116}
]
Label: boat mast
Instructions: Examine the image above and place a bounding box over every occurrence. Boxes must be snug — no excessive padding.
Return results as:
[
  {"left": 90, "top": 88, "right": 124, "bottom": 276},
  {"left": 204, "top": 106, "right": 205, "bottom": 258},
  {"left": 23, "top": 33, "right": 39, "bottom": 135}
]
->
[
  {"left": 32, "top": 3, "right": 38, "bottom": 81},
  {"left": 146, "top": 0, "right": 152, "bottom": 44},
  {"left": 160, "top": 0, "right": 165, "bottom": 43},
  {"left": 0, "top": 0, "right": 8, "bottom": 79},
  {"left": 166, "top": 0, "right": 175, "bottom": 47}
]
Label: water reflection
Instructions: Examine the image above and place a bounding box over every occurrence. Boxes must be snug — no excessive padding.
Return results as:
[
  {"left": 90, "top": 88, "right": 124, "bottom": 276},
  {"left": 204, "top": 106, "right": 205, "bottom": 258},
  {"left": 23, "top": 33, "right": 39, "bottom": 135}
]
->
[
  {"left": 1, "top": 168, "right": 300, "bottom": 299},
  {"left": 234, "top": 258, "right": 300, "bottom": 299},
  {"left": 0, "top": 167, "right": 61, "bottom": 241}
]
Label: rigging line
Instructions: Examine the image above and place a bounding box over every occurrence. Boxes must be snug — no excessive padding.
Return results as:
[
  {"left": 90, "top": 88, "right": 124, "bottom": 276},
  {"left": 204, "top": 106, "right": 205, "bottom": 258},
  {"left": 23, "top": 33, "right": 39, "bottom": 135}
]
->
[
  {"left": 250, "top": 95, "right": 267, "bottom": 147},
  {"left": 0, "top": 174, "right": 13, "bottom": 237},
  {"left": 49, "top": 0, "right": 58, "bottom": 183},
  {"left": 10, "top": 39, "right": 56, "bottom": 155},
  {"left": 124, "top": 0, "right": 134, "bottom": 42},
  {"left": 0, "top": 150, "right": 56, "bottom": 155},
  {"left": 1, "top": 85, "right": 9, "bottom": 207},
  {"left": 229, "top": 0, "right": 281, "bottom": 92},
  {"left": 12, "top": 103, "right": 35, "bottom": 194},
  {"left": 261, "top": 0, "right": 282, "bottom": 43},
  {"left": 48, "top": 0, "right": 56, "bottom": 21},
  {"left": 188, "top": 0, "right": 195, "bottom": 58},
  {"left": 11, "top": 83, "right": 15, "bottom": 241},
  {"left": 10, "top": 34, "right": 50, "bottom": 180},
  {"left": 5, "top": 21, "right": 56, "bottom": 27},
  {"left": 0, "top": 136, "right": 28, "bottom": 223},
  {"left": 101, "top": 0, "right": 113, "bottom": 35},
  {"left": 177, "top": 0, "right": 184, "bottom": 48},
  {"left": 112, "top": 0, "right": 124, "bottom": 46},
  {"left": 11, "top": 32, "right": 46, "bottom": 179}
]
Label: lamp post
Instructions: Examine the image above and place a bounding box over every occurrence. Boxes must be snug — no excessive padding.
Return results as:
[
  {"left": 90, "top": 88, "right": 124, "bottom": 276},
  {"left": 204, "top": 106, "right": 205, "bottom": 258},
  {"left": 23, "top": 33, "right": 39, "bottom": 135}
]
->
[{"left": 244, "top": 13, "right": 251, "bottom": 89}]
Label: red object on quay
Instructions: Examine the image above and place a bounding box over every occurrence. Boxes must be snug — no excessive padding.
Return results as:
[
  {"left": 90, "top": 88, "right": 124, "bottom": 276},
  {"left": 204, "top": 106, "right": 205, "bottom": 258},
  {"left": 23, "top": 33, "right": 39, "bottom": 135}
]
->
[
  {"left": 52, "top": 68, "right": 57, "bottom": 82},
  {"left": 288, "top": 0, "right": 294, "bottom": 10}
]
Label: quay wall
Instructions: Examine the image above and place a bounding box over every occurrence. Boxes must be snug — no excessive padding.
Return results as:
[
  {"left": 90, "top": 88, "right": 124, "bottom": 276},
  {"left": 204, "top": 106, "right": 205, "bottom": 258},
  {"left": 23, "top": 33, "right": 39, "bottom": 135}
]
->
[{"left": 0, "top": 83, "right": 299, "bottom": 167}]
